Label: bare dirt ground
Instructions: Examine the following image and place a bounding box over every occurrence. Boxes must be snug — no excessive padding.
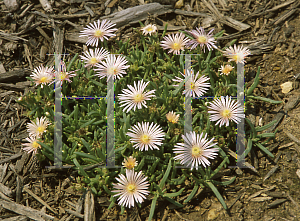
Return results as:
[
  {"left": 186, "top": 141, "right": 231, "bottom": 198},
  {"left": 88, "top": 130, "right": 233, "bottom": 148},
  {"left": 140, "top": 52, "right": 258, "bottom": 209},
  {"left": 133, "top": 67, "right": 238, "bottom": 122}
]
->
[{"left": 0, "top": 0, "right": 300, "bottom": 220}]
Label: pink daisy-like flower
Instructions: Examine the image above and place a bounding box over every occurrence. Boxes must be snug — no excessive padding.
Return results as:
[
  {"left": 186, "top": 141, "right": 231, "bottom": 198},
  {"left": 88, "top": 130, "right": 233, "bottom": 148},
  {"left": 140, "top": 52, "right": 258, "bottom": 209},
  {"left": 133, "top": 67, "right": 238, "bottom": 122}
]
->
[
  {"left": 112, "top": 169, "right": 150, "bottom": 208},
  {"left": 22, "top": 135, "right": 42, "bottom": 155},
  {"left": 207, "top": 95, "right": 245, "bottom": 127},
  {"left": 222, "top": 44, "right": 251, "bottom": 64},
  {"left": 173, "top": 131, "right": 219, "bottom": 169},
  {"left": 160, "top": 32, "right": 190, "bottom": 55},
  {"left": 79, "top": 19, "right": 118, "bottom": 47},
  {"left": 172, "top": 69, "right": 210, "bottom": 98},
  {"left": 80, "top": 48, "right": 109, "bottom": 67},
  {"left": 126, "top": 122, "right": 165, "bottom": 151},
  {"left": 118, "top": 80, "right": 156, "bottom": 113},
  {"left": 219, "top": 64, "right": 234, "bottom": 76},
  {"left": 94, "top": 54, "right": 130, "bottom": 81},
  {"left": 141, "top": 24, "right": 157, "bottom": 36},
  {"left": 186, "top": 27, "right": 217, "bottom": 51},
  {"left": 26, "top": 116, "right": 51, "bottom": 137},
  {"left": 30, "top": 65, "right": 54, "bottom": 88},
  {"left": 50, "top": 61, "right": 76, "bottom": 85}
]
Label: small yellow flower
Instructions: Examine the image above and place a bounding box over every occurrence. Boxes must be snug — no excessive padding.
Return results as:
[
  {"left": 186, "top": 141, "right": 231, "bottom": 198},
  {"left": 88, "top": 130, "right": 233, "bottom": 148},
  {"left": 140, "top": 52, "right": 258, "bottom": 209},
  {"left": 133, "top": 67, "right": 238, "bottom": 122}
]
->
[
  {"left": 219, "top": 64, "right": 234, "bottom": 76},
  {"left": 122, "top": 156, "right": 138, "bottom": 170},
  {"left": 166, "top": 111, "right": 180, "bottom": 124}
]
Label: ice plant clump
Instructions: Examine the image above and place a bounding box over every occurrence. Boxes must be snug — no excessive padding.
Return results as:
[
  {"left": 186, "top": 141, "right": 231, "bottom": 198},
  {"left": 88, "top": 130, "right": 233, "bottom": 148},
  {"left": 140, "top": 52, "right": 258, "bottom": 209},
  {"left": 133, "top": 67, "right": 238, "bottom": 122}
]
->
[
  {"left": 219, "top": 64, "right": 234, "bottom": 76},
  {"left": 22, "top": 135, "right": 42, "bottom": 155},
  {"left": 172, "top": 70, "right": 211, "bottom": 98},
  {"left": 122, "top": 156, "right": 138, "bottom": 170},
  {"left": 30, "top": 65, "right": 54, "bottom": 88},
  {"left": 141, "top": 24, "right": 157, "bottom": 36},
  {"left": 173, "top": 131, "right": 219, "bottom": 169},
  {"left": 80, "top": 48, "right": 109, "bottom": 67},
  {"left": 94, "top": 54, "right": 130, "bottom": 81},
  {"left": 222, "top": 44, "right": 251, "bottom": 64},
  {"left": 26, "top": 116, "right": 51, "bottom": 137},
  {"left": 207, "top": 95, "right": 245, "bottom": 127},
  {"left": 126, "top": 122, "right": 165, "bottom": 151},
  {"left": 112, "top": 170, "right": 150, "bottom": 208},
  {"left": 79, "top": 19, "right": 118, "bottom": 47},
  {"left": 166, "top": 111, "right": 180, "bottom": 124},
  {"left": 186, "top": 27, "right": 217, "bottom": 51},
  {"left": 118, "top": 80, "right": 156, "bottom": 113},
  {"left": 160, "top": 32, "right": 190, "bottom": 55}
]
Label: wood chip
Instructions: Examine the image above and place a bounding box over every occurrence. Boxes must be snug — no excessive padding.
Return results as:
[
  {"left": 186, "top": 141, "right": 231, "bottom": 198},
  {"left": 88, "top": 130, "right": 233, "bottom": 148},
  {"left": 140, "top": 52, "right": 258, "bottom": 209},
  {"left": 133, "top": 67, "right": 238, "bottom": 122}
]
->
[
  {"left": 39, "top": 0, "right": 53, "bottom": 12},
  {"left": 100, "top": 3, "right": 173, "bottom": 28},
  {"left": 3, "top": 0, "right": 20, "bottom": 12},
  {"left": 84, "top": 189, "right": 95, "bottom": 221},
  {"left": 263, "top": 165, "right": 279, "bottom": 182},
  {"left": 23, "top": 186, "right": 57, "bottom": 214},
  {"left": 267, "top": 198, "right": 287, "bottom": 208},
  {"left": 250, "top": 196, "right": 273, "bottom": 202},
  {"left": 284, "top": 131, "right": 300, "bottom": 145},
  {"left": 0, "top": 199, "right": 54, "bottom": 221}
]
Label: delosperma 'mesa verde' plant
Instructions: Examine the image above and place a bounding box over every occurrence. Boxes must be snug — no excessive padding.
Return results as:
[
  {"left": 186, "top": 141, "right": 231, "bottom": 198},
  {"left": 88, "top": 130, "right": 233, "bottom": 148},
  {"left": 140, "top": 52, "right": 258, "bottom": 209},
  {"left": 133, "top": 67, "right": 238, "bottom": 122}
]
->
[{"left": 17, "top": 20, "right": 281, "bottom": 217}]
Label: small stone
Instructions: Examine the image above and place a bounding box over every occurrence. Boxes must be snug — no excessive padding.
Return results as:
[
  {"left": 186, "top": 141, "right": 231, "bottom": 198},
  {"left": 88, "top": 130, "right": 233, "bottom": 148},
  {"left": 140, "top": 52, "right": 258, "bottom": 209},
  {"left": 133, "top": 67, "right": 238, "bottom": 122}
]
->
[
  {"left": 280, "top": 82, "right": 293, "bottom": 94},
  {"left": 175, "top": 0, "right": 184, "bottom": 9},
  {"left": 273, "top": 66, "right": 281, "bottom": 71},
  {"left": 207, "top": 208, "right": 220, "bottom": 220}
]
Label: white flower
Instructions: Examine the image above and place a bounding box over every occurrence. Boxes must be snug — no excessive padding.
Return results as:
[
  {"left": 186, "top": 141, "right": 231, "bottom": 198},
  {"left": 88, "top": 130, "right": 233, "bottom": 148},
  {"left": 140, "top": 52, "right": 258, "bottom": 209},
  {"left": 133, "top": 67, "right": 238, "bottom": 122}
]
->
[
  {"left": 141, "top": 24, "right": 157, "bottom": 36},
  {"left": 80, "top": 48, "right": 109, "bottom": 67},
  {"left": 112, "top": 170, "right": 150, "bottom": 208},
  {"left": 79, "top": 19, "right": 118, "bottom": 47},
  {"left": 166, "top": 111, "right": 180, "bottom": 124},
  {"left": 30, "top": 65, "right": 54, "bottom": 88},
  {"left": 222, "top": 44, "right": 251, "bottom": 64},
  {"left": 126, "top": 122, "right": 165, "bottom": 151},
  {"left": 207, "top": 95, "right": 245, "bottom": 127},
  {"left": 22, "top": 135, "right": 42, "bottom": 155},
  {"left": 122, "top": 156, "right": 138, "bottom": 170},
  {"left": 50, "top": 61, "right": 76, "bottom": 85},
  {"left": 172, "top": 70, "right": 210, "bottom": 97},
  {"left": 186, "top": 27, "right": 217, "bottom": 51},
  {"left": 94, "top": 54, "right": 130, "bottom": 81},
  {"left": 219, "top": 64, "right": 234, "bottom": 76},
  {"left": 160, "top": 32, "right": 190, "bottom": 55},
  {"left": 173, "top": 131, "right": 219, "bottom": 169},
  {"left": 118, "top": 80, "right": 156, "bottom": 113},
  {"left": 26, "top": 116, "right": 51, "bottom": 137}
]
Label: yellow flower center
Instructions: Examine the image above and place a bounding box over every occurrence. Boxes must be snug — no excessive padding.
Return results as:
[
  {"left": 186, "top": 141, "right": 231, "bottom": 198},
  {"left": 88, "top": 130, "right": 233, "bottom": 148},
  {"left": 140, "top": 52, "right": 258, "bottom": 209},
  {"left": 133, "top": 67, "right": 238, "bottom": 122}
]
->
[
  {"left": 192, "top": 145, "right": 203, "bottom": 157},
  {"left": 232, "top": 55, "right": 240, "bottom": 62},
  {"left": 197, "top": 36, "right": 207, "bottom": 43},
  {"left": 134, "top": 93, "right": 143, "bottom": 102},
  {"left": 108, "top": 67, "right": 117, "bottom": 76},
  {"left": 141, "top": 134, "right": 150, "bottom": 144},
  {"left": 37, "top": 126, "right": 45, "bottom": 133},
  {"left": 90, "top": 57, "right": 98, "bottom": 65},
  {"left": 60, "top": 72, "right": 67, "bottom": 80},
  {"left": 222, "top": 109, "right": 231, "bottom": 118},
  {"left": 40, "top": 77, "right": 47, "bottom": 83},
  {"left": 191, "top": 82, "right": 195, "bottom": 90},
  {"left": 32, "top": 141, "right": 40, "bottom": 149},
  {"left": 173, "top": 43, "right": 181, "bottom": 50},
  {"left": 125, "top": 162, "right": 135, "bottom": 170},
  {"left": 127, "top": 184, "right": 136, "bottom": 193},
  {"left": 147, "top": 28, "right": 153, "bottom": 32},
  {"left": 94, "top": 29, "right": 103, "bottom": 37}
]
